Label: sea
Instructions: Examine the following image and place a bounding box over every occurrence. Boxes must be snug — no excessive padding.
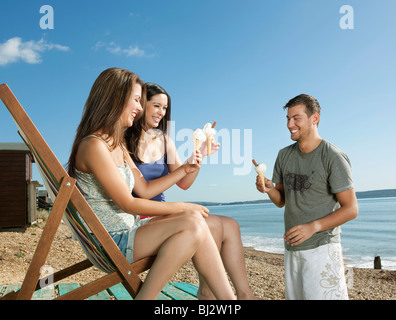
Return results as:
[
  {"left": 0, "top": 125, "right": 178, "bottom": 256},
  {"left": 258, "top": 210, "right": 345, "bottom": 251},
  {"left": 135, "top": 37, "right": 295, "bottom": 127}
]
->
[{"left": 207, "top": 197, "right": 396, "bottom": 271}]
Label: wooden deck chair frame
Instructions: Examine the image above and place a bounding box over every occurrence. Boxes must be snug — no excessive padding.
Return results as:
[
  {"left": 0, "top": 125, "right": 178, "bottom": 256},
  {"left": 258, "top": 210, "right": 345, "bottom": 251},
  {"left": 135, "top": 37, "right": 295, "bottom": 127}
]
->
[{"left": 0, "top": 83, "right": 155, "bottom": 300}]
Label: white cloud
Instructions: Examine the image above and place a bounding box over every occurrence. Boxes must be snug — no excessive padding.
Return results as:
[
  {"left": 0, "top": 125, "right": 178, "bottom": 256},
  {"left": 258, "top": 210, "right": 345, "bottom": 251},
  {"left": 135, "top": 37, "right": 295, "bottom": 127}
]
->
[
  {"left": 123, "top": 46, "right": 146, "bottom": 57},
  {"left": 93, "top": 41, "right": 151, "bottom": 58},
  {"left": 0, "top": 37, "right": 70, "bottom": 66}
]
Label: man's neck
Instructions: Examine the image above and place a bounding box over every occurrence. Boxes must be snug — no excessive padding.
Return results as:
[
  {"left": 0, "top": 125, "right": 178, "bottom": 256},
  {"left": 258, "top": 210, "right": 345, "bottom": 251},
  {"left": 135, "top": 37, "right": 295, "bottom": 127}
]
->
[{"left": 298, "top": 134, "right": 322, "bottom": 154}]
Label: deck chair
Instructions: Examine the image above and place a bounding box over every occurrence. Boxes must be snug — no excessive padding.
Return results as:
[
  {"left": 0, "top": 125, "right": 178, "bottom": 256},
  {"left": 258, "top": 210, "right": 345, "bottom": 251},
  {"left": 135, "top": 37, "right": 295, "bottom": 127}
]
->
[{"left": 0, "top": 83, "right": 156, "bottom": 300}]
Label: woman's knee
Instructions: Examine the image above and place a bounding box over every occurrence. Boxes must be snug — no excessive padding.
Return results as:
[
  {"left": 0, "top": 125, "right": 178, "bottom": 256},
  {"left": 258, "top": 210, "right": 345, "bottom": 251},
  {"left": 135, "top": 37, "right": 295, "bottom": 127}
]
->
[
  {"left": 206, "top": 215, "right": 224, "bottom": 243},
  {"left": 219, "top": 216, "right": 241, "bottom": 237},
  {"left": 179, "top": 210, "right": 207, "bottom": 239},
  {"left": 224, "top": 216, "right": 240, "bottom": 230}
]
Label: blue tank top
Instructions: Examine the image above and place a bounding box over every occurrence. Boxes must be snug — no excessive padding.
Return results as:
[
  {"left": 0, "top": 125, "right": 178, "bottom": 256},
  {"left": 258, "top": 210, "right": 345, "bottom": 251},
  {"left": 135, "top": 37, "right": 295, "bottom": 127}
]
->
[{"left": 132, "top": 138, "right": 170, "bottom": 202}]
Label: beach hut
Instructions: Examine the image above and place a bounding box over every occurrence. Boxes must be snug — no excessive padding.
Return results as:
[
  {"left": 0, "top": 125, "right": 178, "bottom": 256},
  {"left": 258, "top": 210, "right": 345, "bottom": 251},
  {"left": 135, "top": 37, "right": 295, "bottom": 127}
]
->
[{"left": 0, "top": 143, "right": 40, "bottom": 228}]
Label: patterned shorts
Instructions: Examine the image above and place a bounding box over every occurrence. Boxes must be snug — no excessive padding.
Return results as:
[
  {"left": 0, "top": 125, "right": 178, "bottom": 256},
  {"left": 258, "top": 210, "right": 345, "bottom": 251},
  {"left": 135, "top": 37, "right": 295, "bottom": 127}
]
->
[{"left": 284, "top": 243, "right": 348, "bottom": 300}]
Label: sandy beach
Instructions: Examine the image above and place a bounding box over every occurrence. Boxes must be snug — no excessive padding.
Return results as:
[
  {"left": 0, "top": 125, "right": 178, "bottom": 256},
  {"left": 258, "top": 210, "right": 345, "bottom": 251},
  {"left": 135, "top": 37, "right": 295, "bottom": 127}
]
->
[{"left": 1, "top": 215, "right": 395, "bottom": 300}]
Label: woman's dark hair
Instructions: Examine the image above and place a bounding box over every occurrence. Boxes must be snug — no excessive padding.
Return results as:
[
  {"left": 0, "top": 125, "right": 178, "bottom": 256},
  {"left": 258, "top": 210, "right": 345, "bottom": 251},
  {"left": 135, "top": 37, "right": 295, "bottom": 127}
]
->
[{"left": 125, "top": 82, "right": 171, "bottom": 163}]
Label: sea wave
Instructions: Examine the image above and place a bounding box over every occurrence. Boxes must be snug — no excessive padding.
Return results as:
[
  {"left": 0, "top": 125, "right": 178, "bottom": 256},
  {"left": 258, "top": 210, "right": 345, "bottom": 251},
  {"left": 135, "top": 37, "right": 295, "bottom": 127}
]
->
[
  {"left": 242, "top": 235, "right": 284, "bottom": 255},
  {"left": 242, "top": 235, "right": 396, "bottom": 271}
]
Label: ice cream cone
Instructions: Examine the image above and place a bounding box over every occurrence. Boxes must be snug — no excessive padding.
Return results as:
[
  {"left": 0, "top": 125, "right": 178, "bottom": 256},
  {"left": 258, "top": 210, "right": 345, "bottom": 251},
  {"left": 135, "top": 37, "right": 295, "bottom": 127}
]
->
[
  {"left": 258, "top": 172, "right": 265, "bottom": 186},
  {"left": 192, "top": 128, "right": 205, "bottom": 153},
  {"left": 253, "top": 159, "right": 267, "bottom": 187},
  {"left": 203, "top": 122, "right": 217, "bottom": 156},
  {"left": 194, "top": 139, "right": 203, "bottom": 152}
]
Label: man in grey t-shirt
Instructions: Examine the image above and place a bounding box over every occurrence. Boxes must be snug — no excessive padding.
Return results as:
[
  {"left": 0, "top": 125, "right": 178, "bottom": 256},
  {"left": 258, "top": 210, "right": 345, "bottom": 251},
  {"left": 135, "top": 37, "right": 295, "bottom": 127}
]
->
[{"left": 256, "top": 94, "right": 358, "bottom": 300}]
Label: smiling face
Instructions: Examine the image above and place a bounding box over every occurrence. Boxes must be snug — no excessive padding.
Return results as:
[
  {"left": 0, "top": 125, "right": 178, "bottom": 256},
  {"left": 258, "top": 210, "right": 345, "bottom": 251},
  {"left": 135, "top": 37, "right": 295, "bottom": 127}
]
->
[
  {"left": 286, "top": 104, "right": 319, "bottom": 142},
  {"left": 121, "top": 83, "right": 143, "bottom": 128},
  {"left": 144, "top": 93, "right": 168, "bottom": 128}
]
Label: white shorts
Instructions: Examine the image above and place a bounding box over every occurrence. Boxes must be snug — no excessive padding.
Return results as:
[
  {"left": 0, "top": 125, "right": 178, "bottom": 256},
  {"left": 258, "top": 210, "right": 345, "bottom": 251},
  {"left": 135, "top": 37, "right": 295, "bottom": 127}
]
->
[{"left": 284, "top": 243, "right": 348, "bottom": 300}]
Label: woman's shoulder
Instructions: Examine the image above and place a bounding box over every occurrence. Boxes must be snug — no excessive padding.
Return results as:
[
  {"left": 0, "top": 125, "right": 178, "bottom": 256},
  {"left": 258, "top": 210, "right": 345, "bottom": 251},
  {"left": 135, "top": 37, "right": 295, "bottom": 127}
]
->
[
  {"left": 77, "top": 135, "right": 112, "bottom": 167},
  {"left": 81, "top": 135, "right": 112, "bottom": 151},
  {"left": 163, "top": 133, "right": 176, "bottom": 150}
]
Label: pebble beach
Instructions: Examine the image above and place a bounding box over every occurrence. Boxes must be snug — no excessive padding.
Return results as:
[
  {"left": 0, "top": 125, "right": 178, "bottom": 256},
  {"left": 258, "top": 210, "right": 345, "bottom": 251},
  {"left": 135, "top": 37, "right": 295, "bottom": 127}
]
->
[{"left": 1, "top": 217, "right": 395, "bottom": 300}]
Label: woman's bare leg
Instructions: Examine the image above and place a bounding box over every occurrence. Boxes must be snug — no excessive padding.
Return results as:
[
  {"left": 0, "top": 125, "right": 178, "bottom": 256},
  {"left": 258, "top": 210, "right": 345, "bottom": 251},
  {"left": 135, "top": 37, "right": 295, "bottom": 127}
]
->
[
  {"left": 132, "top": 212, "right": 235, "bottom": 300},
  {"left": 197, "top": 215, "right": 258, "bottom": 300},
  {"left": 217, "top": 216, "right": 257, "bottom": 299},
  {"left": 189, "top": 218, "right": 236, "bottom": 300},
  {"left": 196, "top": 215, "right": 223, "bottom": 300}
]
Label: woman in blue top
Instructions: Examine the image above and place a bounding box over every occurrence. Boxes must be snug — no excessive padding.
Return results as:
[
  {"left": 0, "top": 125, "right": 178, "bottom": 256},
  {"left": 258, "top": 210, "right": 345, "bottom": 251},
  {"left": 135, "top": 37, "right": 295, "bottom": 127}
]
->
[{"left": 125, "top": 82, "right": 258, "bottom": 300}]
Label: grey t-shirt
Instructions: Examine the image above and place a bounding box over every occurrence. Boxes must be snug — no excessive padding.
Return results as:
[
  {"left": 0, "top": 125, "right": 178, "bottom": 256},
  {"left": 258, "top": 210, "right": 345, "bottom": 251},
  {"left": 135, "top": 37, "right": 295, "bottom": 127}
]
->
[{"left": 272, "top": 139, "right": 354, "bottom": 251}]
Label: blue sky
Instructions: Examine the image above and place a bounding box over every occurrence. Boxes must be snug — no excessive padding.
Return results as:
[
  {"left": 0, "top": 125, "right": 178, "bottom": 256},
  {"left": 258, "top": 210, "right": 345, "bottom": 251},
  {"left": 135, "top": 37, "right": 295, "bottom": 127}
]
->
[{"left": 1, "top": 0, "right": 395, "bottom": 203}]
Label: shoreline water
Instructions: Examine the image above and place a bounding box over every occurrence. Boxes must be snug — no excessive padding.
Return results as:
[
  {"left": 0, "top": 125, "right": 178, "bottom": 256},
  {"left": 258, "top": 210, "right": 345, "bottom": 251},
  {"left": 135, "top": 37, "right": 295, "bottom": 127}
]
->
[{"left": 207, "top": 197, "right": 396, "bottom": 272}]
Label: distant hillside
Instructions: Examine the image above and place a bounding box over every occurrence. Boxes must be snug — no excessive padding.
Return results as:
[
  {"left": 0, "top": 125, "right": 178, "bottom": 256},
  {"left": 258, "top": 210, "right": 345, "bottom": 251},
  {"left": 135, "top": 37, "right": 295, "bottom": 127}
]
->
[
  {"left": 193, "top": 199, "right": 272, "bottom": 207},
  {"left": 355, "top": 189, "right": 396, "bottom": 199},
  {"left": 194, "top": 189, "right": 396, "bottom": 207}
]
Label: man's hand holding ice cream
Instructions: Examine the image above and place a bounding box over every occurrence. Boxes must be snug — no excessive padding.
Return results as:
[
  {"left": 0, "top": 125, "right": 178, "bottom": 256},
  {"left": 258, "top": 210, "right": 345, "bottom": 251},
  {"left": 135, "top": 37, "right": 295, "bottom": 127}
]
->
[
  {"left": 253, "top": 159, "right": 285, "bottom": 207},
  {"left": 253, "top": 159, "right": 272, "bottom": 193}
]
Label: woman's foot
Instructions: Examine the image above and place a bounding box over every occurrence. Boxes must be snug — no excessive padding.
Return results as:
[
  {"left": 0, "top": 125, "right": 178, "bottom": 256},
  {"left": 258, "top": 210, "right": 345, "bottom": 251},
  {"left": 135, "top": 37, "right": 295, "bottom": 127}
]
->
[{"left": 196, "top": 285, "right": 217, "bottom": 300}]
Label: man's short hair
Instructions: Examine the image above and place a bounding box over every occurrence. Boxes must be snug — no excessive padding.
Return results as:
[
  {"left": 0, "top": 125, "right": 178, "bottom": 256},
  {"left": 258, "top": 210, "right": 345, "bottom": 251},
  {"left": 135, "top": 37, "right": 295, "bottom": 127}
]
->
[{"left": 283, "top": 94, "right": 321, "bottom": 126}]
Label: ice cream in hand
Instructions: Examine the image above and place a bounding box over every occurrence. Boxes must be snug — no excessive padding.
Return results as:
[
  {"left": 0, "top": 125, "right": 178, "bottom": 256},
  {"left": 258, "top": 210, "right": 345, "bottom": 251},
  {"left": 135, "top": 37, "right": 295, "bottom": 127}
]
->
[
  {"left": 252, "top": 159, "right": 267, "bottom": 186},
  {"left": 203, "top": 121, "right": 217, "bottom": 156},
  {"left": 192, "top": 128, "right": 206, "bottom": 151}
]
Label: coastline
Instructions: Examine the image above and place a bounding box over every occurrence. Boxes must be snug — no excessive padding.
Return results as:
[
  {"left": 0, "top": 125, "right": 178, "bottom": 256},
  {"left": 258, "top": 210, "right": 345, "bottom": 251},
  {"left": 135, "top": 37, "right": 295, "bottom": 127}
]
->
[{"left": 1, "top": 221, "right": 395, "bottom": 300}]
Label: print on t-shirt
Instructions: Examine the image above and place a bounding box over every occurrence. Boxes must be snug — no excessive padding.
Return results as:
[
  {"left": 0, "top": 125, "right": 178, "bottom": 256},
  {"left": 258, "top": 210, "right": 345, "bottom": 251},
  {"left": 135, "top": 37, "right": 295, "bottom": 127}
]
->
[{"left": 285, "top": 171, "right": 315, "bottom": 193}]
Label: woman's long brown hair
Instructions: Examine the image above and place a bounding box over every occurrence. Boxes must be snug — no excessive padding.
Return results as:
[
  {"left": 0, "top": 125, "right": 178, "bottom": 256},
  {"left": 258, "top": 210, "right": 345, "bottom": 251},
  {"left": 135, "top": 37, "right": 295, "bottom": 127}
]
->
[{"left": 67, "top": 67, "right": 145, "bottom": 177}]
